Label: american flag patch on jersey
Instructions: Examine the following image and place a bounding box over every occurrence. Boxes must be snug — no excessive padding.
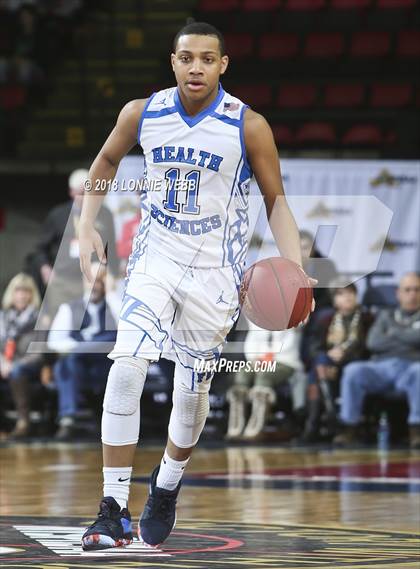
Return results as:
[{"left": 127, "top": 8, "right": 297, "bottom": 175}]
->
[{"left": 223, "top": 101, "right": 240, "bottom": 112}]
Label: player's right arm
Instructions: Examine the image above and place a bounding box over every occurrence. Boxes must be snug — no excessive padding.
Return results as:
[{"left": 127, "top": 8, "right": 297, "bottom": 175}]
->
[{"left": 79, "top": 98, "right": 147, "bottom": 281}]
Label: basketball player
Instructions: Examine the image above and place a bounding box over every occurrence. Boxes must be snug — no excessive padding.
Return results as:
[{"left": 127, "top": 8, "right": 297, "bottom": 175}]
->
[{"left": 79, "top": 22, "right": 314, "bottom": 550}]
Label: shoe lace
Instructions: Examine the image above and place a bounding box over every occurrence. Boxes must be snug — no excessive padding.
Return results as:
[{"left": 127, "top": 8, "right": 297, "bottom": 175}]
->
[
  {"left": 152, "top": 495, "right": 173, "bottom": 520},
  {"left": 98, "top": 502, "right": 111, "bottom": 517},
  {"left": 87, "top": 503, "right": 113, "bottom": 529}
]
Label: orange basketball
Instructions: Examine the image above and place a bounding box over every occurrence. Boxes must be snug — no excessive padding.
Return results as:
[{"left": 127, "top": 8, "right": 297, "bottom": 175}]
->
[{"left": 240, "top": 257, "right": 313, "bottom": 330}]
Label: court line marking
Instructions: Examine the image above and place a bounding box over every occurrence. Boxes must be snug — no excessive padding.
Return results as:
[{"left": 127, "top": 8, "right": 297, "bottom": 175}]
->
[{"left": 13, "top": 527, "right": 170, "bottom": 558}]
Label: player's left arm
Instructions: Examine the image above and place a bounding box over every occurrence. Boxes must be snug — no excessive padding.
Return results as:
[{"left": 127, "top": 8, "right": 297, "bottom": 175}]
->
[{"left": 244, "top": 108, "right": 303, "bottom": 267}]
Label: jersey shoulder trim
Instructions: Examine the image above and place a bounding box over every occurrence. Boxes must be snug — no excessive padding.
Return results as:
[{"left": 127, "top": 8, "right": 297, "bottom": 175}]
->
[
  {"left": 147, "top": 87, "right": 177, "bottom": 111},
  {"left": 137, "top": 92, "right": 156, "bottom": 145},
  {"left": 137, "top": 88, "right": 178, "bottom": 144}
]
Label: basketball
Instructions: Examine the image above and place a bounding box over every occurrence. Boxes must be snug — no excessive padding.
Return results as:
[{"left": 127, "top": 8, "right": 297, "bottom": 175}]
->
[{"left": 240, "top": 257, "right": 313, "bottom": 330}]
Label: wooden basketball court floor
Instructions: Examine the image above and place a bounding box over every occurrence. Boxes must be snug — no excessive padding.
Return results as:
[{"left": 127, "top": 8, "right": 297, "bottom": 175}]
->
[{"left": 0, "top": 442, "right": 419, "bottom": 568}]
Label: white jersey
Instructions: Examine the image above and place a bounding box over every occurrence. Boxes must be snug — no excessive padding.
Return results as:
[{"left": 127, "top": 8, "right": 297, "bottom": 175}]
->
[{"left": 132, "top": 85, "right": 251, "bottom": 269}]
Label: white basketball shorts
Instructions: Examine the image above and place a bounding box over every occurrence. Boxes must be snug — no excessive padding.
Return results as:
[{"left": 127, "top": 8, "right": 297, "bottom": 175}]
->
[{"left": 108, "top": 250, "right": 243, "bottom": 366}]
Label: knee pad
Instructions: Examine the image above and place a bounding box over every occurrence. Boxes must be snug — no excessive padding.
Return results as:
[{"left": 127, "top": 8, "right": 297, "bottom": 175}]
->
[
  {"left": 168, "top": 384, "right": 210, "bottom": 448},
  {"left": 102, "top": 356, "right": 149, "bottom": 446},
  {"left": 103, "top": 356, "right": 149, "bottom": 415},
  {"left": 174, "top": 383, "right": 210, "bottom": 426}
]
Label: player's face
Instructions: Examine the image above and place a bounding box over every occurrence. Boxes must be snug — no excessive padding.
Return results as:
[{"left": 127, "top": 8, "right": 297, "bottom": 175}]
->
[
  {"left": 333, "top": 289, "right": 357, "bottom": 314},
  {"left": 397, "top": 274, "right": 420, "bottom": 312},
  {"left": 13, "top": 287, "right": 32, "bottom": 311},
  {"left": 171, "top": 34, "right": 228, "bottom": 103}
]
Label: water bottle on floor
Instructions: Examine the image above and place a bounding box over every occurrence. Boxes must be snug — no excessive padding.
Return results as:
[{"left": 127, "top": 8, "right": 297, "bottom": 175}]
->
[{"left": 377, "top": 412, "right": 390, "bottom": 450}]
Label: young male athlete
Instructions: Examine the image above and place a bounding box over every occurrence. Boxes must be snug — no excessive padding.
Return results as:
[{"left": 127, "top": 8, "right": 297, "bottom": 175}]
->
[{"left": 79, "top": 22, "right": 312, "bottom": 550}]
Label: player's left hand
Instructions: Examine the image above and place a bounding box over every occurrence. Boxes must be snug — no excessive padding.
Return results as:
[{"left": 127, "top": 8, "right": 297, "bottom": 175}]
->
[
  {"left": 302, "top": 275, "right": 317, "bottom": 325},
  {"left": 79, "top": 225, "right": 106, "bottom": 283}
]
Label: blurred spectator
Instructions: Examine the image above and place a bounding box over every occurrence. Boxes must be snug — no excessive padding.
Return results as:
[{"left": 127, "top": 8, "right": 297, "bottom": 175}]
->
[
  {"left": 0, "top": 273, "right": 44, "bottom": 438},
  {"left": 302, "top": 280, "right": 372, "bottom": 443},
  {"left": 0, "top": 4, "right": 44, "bottom": 83},
  {"left": 335, "top": 272, "right": 420, "bottom": 449},
  {"left": 0, "top": 1, "right": 83, "bottom": 17},
  {"left": 0, "top": 1, "right": 36, "bottom": 11},
  {"left": 31, "top": 168, "right": 118, "bottom": 321},
  {"left": 0, "top": 61, "right": 27, "bottom": 156},
  {"left": 300, "top": 230, "right": 339, "bottom": 374},
  {"left": 13, "top": 4, "right": 44, "bottom": 84},
  {"left": 300, "top": 230, "right": 338, "bottom": 310},
  {"left": 226, "top": 321, "right": 306, "bottom": 441},
  {"left": 116, "top": 210, "right": 141, "bottom": 283},
  {"left": 46, "top": 0, "right": 83, "bottom": 19},
  {"left": 116, "top": 211, "right": 141, "bottom": 261},
  {"left": 47, "top": 263, "right": 116, "bottom": 440}
]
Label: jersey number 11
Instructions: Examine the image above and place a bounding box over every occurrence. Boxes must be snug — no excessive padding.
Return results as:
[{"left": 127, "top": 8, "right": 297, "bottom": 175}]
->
[{"left": 163, "top": 168, "right": 201, "bottom": 215}]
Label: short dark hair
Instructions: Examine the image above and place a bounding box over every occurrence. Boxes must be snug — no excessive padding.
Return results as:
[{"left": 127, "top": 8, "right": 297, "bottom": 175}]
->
[
  {"left": 329, "top": 278, "right": 358, "bottom": 299},
  {"left": 299, "top": 230, "right": 314, "bottom": 242},
  {"left": 173, "top": 21, "right": 225, "bottom": 55}
]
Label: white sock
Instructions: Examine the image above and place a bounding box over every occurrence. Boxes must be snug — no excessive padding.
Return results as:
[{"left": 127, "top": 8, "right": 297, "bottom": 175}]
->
[
  {"left": 103, "top": 466, "right": 132, "bottom": 509},
  {"left": 156, "top": 451, "right": 189, "bottom": 491}
]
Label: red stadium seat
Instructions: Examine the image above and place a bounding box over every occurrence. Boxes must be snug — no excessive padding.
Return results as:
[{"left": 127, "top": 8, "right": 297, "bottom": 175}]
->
[
  {"left": 342, "top": 124, "right": 383, "bottom": 145},
  {"left": 232, "top": 85, "right": 272, "bottom": 108},
  {"left": 284, "top": 0, "right": 326, "bottom": 10},
  {"left": 259, "top": 33, "right": 300, "bottom": 59},
  {"left": 243, "top": 0, "right": 281, "bottom": 10},
  {"left": 330, "top": 0, "right": 371, "bottom": 7},
  {"left": 370, "top": 83, "right": 412, "bottom": 107},
  {"left": 199, "top": 0, "right": 240, "bottom": 10},
  {"left": 277, "top": 84, "right": 318, "bottom": 108},
  {"left": 295, "top": 122, "right": 336, "bottom": 143},
  {"left": 324, "top": 83, "right": 365, "bottom": 107},
  {"left": 368, "top": 0, "right": 414, "bottom": 28},
  {"left": 397, "top": 31, "right": 420, "bottom": 58},
  {"left": 415, "top": 86, "right": 420, "bottom": 107},
  {"left": 350, "top": 31, "right": 391, "bottom": 57},
  {"left": 271, "top": 124, "right": 294, "bottom": 145},
  {"left": 0, "top": 85, "right": 27, "bottom": 110},
  {"left": 304, "top": 33, "right": 345, "bottom": 59},
  {"left": 326, "top": 1, "right": 371, "bottom": 30},
  {"left": 376, "top": 0, "right": 416, "bottom": 8},
  {"left": 224, "top": 33, "right": 254, "bottom": 58}
]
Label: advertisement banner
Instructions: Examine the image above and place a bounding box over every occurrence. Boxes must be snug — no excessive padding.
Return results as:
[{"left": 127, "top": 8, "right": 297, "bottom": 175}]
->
[{"left": 107, "top": 157, "right": 419, "bottom": 283}]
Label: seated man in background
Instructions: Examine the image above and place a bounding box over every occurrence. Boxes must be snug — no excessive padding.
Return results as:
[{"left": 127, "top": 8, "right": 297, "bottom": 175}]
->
[
  {"left": 31, "top": 168, "right": 118, "bottom": 320},
  {"left": 226, "top": 319, "right": 306, "bottom": 440},
  {"left": 48, "top": 263, "right": 116, "bottom": 440},
  {"left": 302, "top": 280, "right": 372, "bottom": 443},
  {"left": 335, "top": 272, "right": 420, "bottom": 449}
]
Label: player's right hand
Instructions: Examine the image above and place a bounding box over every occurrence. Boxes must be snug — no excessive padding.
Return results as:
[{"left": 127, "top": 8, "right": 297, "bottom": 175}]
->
[{"left": 79, "top": 226, "right": 106, "bottom": 283}]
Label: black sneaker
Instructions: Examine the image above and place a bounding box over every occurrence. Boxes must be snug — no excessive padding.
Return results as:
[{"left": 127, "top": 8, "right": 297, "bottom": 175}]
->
[
  {"left": 138, "top": 466, "right": 181, "bottom": 547},
  {"left": 82, "top": 497, "right": 133, "bottom": 550}
]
